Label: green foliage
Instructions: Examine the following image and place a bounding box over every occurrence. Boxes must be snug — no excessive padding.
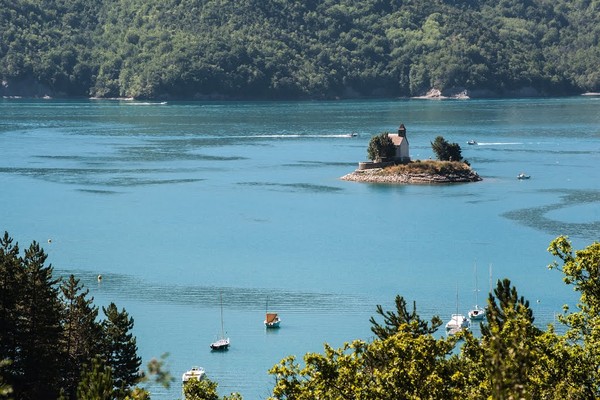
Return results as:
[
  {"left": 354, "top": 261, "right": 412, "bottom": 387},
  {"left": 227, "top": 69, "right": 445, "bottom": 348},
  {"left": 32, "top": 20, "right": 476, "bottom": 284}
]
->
[
  {"left": 367, "top": 132, "right": 395, "bottom": 162},
  {"left": 268, "top": 238, "right": 600, "bottom": 399},
  {"left": 0, "top": 231, "right": 143, "bottom": 400},
  {"left": 77, "top": 357, "right": 114, "bottom": 400},
  {"left": 369, "top": 295, "right": 442, "bottom": 339},
  {"left": 183, "top": 375, "right": 243, "bottom": 400},
  {"left": 431, "top": 136, "right": 463, "bottom": 161},
  {"left": 479, "top": 279, "right": 543, "bottom": 399},
  {"left": 139, "top": 352, "right": 175, "bottom": 389},
  {"left": 183, "top": 377, "right": 220, "bottom": 400},
  {"left": 547, "top": 236, "right": 600, "bottom": 398},
  {"left": 60, "top": 274, "right": 103, "bottom": 398},
  {"left": 0, "top": 360, "right": 12, "bottom": 397},
  {"left": 101, "top": 303, "right": 143, "bottom": 398},
  {"left": 1, "top": 0, "right": 598, "bottom": 99}
]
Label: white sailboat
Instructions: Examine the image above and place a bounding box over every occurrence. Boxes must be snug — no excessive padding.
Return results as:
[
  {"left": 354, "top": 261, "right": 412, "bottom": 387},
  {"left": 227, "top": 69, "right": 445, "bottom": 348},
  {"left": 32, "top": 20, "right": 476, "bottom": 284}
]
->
[
  {"left": 210, "top": 292, "right": 230, "bottom": 351},
  {"left": 264, "top": 297, "right": 281, "bottom": 329},
  {"left": 446, "top": 285, "right": 470, "bottom": 334},
  {"left": 468, "top": 262, "right": 486, "bottom": 321}
]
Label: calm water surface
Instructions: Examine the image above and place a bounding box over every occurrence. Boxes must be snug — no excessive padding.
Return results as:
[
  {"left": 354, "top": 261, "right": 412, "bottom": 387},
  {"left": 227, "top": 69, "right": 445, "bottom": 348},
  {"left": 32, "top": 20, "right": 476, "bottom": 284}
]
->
[{"left": 1, "top": 97, "right": 599, "bottom": 398}]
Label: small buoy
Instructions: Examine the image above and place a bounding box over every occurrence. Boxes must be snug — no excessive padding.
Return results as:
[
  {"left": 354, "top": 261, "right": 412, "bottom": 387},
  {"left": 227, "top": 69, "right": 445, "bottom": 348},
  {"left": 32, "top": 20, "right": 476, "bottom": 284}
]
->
[
  {"left": 97, "top": 274, "right": 103, "bottom": 282},
  {"left": 47, "top": 239, "right": 52, "bottom": 243},
  {"left": 536, "top": 299, "right": 540, "bottom": 303}
]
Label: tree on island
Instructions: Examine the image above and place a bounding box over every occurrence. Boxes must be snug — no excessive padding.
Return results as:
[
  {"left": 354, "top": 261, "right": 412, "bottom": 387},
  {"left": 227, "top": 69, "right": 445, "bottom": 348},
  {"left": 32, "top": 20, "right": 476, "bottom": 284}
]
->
[
  {"left": 431, "top": 136, "right": 463, "bottom": 162},
  {"left": 367, "top": 132, "right": 396, "bottom": 162}
]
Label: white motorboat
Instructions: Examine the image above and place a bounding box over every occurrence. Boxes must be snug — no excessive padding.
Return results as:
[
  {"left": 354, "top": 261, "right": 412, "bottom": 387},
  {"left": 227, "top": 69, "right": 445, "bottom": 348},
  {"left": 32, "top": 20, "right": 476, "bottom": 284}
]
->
[
  {"left": 517, "top": 173, "right": 530, "bottom": 179},
  {"left": 467, "top": 140, "right": 477, "bottom": 145},
  {"left": 182, "top": 366, "right": 205, "bottom": 382}
]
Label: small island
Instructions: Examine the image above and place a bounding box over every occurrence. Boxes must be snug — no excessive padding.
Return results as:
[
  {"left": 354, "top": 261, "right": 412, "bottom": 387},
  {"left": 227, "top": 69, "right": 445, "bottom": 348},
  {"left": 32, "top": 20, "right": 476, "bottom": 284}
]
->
[{"left": 341, "top": 125, "right": 482, "bottom": 184}]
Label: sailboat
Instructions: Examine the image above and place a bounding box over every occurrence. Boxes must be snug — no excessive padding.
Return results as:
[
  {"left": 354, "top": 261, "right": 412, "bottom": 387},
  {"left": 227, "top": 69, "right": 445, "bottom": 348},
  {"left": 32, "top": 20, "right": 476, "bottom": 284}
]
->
[
  {"left": 468, "top": 262, "right": 486, "bottom": 321},
  {"left": 264, "top": 297, "right": 281, "bottom": 329},
  {"left": 210, "top": 292, "right": 230, "bottom": 351},
  {"left": 446, "top": 285, "right": 470, "bottom": 334}
]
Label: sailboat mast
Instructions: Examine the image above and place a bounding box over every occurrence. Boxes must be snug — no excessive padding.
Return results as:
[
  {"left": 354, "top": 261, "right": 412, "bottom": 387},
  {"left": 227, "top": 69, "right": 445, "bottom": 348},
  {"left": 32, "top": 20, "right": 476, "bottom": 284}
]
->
[
  {"left": 474, "top": 262, "right": 479, "bottom": 306},
  {"left": 220, "top": 292, "right": 224, "bottom": 338},
  {"left": 489, "top": 264, "right": 493, "bottom": 294},
  {"left": 456, "top": 283, "right": 459, "bottom": 315}
]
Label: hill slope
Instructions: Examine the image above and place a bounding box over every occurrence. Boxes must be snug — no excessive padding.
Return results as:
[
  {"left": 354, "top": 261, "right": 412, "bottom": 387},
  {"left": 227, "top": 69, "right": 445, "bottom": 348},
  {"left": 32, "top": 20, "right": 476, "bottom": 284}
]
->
[{"left": 1, "top": 0, "right": 599, "bottom": 99}]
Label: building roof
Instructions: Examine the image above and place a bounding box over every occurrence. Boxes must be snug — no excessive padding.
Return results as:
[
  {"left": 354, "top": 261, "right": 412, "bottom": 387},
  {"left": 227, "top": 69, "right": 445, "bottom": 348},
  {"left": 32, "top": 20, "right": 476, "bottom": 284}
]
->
[{"left": 388, "top": 134, "right": 408, "bottom": 146}]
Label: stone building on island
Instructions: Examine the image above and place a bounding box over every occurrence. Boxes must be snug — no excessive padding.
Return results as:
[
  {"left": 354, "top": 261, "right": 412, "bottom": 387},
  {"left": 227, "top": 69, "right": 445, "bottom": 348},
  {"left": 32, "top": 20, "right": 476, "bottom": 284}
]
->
[
  {"left": 358, "top": 124, "right": 411, "bottom": 170},
  {"left": 388, "top": 123, "right": 410, "bottom": 163}
]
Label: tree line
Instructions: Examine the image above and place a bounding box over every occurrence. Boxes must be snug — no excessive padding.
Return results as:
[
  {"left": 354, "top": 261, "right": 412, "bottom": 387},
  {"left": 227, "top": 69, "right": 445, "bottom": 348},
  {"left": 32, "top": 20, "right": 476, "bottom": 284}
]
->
[
  {"left": 0, "top": 231, "right": 153, "bottom": 399},
  {"left": 1, "top": 0, "right": 599, "bottom": 100}
]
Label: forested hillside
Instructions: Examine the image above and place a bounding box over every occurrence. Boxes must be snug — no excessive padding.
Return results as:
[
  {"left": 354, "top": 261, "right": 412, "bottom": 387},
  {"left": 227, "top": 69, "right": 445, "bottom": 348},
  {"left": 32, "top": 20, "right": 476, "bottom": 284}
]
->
[{"left": 1, "top": 0, "right": 599, "bottom": 99}]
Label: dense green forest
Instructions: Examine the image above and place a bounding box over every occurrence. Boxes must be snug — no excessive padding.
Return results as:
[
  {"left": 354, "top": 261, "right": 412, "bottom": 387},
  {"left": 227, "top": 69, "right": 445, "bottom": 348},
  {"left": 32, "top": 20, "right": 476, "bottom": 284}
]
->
[{"left": 1, "top": 0, "right": 599, "bottom": 99}]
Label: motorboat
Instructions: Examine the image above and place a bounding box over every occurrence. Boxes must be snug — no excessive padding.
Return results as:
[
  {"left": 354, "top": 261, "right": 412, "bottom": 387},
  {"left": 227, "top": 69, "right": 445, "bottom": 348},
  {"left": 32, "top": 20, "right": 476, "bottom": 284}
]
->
[
  {"left": 517, "top": 173, "right": 530, "bottom": 179},
  {"left": 445, "top": 314, "right": 470, "bottom": 333},
  {"left": 182, "top": 366, "right": 205, "bottom": 383},
  {"left": 467, "top": 140, "right": 477, "bottom": 145}
]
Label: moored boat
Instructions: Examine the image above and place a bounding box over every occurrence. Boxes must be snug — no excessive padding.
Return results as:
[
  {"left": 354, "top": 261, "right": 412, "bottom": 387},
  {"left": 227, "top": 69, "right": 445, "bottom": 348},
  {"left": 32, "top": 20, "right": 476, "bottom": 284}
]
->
[
  {"left": 210, "top": 292, "right": 230, "bottom": 351},
  {"left": 265, "top": 312, "right": 281, "bottom": 328},
  {"left": 264, "top": 297, "right": 281, "bottom": 328},
  {"left": 468, "top": 262, "right": 486, "bottom": 321},
  {"left": 182, "top": 366, "right": 205, "bottom": 383},
  {"left": 446, "top": 314, "right": 470, "bottom": 332}
]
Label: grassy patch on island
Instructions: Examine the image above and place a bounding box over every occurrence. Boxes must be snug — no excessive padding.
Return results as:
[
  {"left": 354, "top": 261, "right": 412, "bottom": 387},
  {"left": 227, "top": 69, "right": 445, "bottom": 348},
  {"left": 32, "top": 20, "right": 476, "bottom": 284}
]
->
[{"left": 379, "top": 160, "right": 472, "bottom": 175}]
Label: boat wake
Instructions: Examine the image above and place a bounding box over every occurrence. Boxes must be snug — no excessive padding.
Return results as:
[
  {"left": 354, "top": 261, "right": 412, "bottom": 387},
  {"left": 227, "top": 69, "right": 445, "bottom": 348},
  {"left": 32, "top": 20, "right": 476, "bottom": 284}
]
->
[
  {"left": 251, "top": 133, "right": 357, "bottom": 139},
  {"left": 475, "top": 142, "right": 522, "bottom": 146},
  {"left": 125, "top": 101, "right": 168, "bottom": 105}
]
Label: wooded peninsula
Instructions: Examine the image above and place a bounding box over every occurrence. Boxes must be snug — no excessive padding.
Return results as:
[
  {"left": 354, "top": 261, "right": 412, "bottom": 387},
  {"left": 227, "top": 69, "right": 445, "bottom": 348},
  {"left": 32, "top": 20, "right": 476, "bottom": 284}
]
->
[{"left": 1, "top": 0, "right": 599, "bottom": 100}]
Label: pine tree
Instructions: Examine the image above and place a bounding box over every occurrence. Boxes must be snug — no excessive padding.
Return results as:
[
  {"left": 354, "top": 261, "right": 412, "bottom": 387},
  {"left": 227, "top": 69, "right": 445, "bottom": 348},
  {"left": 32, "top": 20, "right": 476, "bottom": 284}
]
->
[
  {"left": 101, "top": 303, "right": 142, "bottom": 398},
  {"left": 60, "top": 275, "right": 102, "bottom": 399},
  {"left": 369, "top": 295, "right": 442, "bottom": 339},
  {"left": 0, "top": 232, "right": 22, "bottom": 390},
  {"left": 77, "top": 357, "right": 114, "bottom": 400},
  {"left": 480, "top": 278, "right": 541, "bottom": 399},
  {"left": 18, "top": 241, "right": 65, "bottom": 399}
]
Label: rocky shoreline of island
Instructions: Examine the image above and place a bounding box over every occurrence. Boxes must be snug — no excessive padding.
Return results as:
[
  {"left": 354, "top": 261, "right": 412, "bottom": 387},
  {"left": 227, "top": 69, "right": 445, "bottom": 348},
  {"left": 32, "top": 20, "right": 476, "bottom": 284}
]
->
[{"left": 340, "top": 162, "right": 482, "bottom": 184}]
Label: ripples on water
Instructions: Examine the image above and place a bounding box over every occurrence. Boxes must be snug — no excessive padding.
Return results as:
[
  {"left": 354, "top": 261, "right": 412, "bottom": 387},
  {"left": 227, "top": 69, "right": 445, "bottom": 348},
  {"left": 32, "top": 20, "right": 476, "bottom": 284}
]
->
[{"left": 2, "top": 97, "right": 599, "bottom": 399}]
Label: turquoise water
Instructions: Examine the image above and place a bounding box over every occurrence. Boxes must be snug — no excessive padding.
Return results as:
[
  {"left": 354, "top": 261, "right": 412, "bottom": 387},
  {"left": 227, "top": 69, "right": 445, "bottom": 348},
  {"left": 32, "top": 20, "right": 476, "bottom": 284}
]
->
[{"left": 1, "top": 97, "right": 599, "bottom": 398}]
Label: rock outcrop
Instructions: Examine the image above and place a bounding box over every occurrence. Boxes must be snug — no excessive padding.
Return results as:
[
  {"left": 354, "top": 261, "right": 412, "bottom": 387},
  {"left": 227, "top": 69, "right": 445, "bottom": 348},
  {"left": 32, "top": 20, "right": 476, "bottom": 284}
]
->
[{"left": 341, "top": 166, "right": 482, "bottom": 184}]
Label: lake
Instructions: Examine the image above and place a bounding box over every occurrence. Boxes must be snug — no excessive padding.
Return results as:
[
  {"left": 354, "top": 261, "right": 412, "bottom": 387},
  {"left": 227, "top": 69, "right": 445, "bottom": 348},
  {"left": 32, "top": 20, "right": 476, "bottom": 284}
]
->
[{"left": 1, "top": 96, "right": 599, "bottom": 398}]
